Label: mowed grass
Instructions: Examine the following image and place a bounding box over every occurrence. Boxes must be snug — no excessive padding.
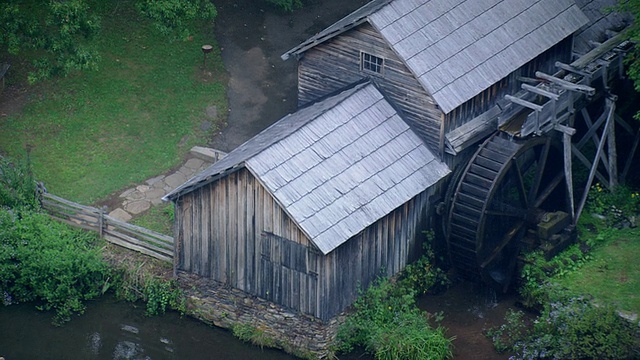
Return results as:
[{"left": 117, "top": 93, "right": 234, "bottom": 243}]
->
[
  {"left": 0, "top": 1, "right": 227, "bottom": 204},
  {"left": 553, "top": 225, "right": 640, "bottom": 315}
]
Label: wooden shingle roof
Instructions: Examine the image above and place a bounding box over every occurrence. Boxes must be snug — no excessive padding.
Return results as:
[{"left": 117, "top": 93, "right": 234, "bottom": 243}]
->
[
  {"left": 573, "top": 0, "right": 630, "bottom": 55},
  {"left": 283, "top": 0, "right": 589, "bottom": 114},
  {"left": 165, "top": 81, "right": 450, "bottom": 254}
]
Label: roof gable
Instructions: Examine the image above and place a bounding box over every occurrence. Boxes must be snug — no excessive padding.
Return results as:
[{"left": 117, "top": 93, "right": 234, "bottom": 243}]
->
[
  {"left": 247, "top": 82, "right": 449, "bottom": 254},
  {"left": 283, "top": 0, "right": 589, "bottom": 114},
  {"left": 166, "top": 81, "right": 450, "bottom": 255}
]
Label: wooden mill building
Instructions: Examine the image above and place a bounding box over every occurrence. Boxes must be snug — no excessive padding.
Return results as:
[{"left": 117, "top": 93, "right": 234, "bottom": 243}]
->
[{"left": 165, "top": 0, "right": 627, "bottom": 320}]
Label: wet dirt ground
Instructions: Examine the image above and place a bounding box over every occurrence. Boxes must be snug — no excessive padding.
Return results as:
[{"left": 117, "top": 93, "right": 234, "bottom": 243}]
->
[{"left": 209, "top": 0, "right": 368, "bottom": 152}]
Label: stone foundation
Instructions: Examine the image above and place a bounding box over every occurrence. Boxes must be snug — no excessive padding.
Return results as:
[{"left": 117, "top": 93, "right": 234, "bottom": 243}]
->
[{"left": 177, "top": 272, "right": 344, "bottom": 359}]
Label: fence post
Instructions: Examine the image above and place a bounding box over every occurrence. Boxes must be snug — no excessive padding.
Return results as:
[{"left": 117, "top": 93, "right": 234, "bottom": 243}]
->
[{"left": 99, "top": 206, "right": 106, "bottom": 238}]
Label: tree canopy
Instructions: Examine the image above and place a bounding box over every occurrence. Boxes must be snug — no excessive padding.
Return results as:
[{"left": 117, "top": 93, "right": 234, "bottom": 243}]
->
[{"left": 0, "top": 0, "right": 217, "bottom": 83}]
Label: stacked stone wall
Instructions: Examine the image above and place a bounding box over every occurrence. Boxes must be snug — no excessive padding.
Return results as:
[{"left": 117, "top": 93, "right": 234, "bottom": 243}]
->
[{"left": 177, "top": 272, "right": 344, "bottom": 359}]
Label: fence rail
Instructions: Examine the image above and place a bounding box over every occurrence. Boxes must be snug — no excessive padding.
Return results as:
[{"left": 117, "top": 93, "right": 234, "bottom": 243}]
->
[{"left": 41, "top": 192, "right": 174, "bottom": 262}]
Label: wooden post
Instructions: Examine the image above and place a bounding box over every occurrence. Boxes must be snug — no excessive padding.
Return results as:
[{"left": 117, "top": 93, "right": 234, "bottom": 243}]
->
[
  {"left": 575, "top": 95, "right": 616, "bottom": 222},
  {"left": 564, "top": 132, "right": 575, "bottom": 222},
  {"left": 606, "top": 97, "right": 618, "bottom": 188},
  {"left": 99, "top": 206, "right": 106, "bottom": 238}
]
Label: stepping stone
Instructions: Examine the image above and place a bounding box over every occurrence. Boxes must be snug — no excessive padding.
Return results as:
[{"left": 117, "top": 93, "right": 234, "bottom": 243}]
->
[
  {"left": 145, "top": 188, "right": 167, "bottom": 201},
  {"left": 109, "top": 208, "right": 132, "bottom": 222},
  {"left": 164, "top": 172, "right": 187, "bottom": 189},
  {"left": 126, "top": 190, "right": 145, "bottom": 201},
  {"left": 124, "top": 200, "right": 151, "bottom": 215},
  {"left": 136, "top": 184, "right": 150, "bottom": 192},
  {"left": 190, "top": 146, "right": 226, "bottom": 162},
  {"left": 184, "top": 158, "right": 205, "bottom": 171},
  {"left": 119, "top": 188, "right": 135, "bottom": 198},
  {"left": 145, "top": 175, "right": 165, "bottom": 186}
]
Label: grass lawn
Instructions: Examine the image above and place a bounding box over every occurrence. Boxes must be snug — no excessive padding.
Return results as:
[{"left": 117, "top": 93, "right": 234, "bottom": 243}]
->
[
  {"left": 0, "top": 1, "right": 227, "bottom": 204},
  {"left": 552, "top": 225, "right": 640, "bottom": 316},
  {"left": 130, "top": 203, "right": 174, "bottom": 236}
]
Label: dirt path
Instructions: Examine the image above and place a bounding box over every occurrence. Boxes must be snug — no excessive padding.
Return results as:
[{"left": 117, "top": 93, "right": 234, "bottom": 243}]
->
[{"left": 209, "top": 0, "right": 368, "bottom": 152}]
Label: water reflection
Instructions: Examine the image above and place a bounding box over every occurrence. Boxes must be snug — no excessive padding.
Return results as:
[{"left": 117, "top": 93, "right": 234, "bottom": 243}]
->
[{"left": 0, "top": 296, "right": 297, "bottom": 360}]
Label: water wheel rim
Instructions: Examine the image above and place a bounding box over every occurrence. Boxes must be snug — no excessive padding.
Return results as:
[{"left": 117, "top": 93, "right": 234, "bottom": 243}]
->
[{"left": 447, "top": 133, "right": 568, "bottom": 290}]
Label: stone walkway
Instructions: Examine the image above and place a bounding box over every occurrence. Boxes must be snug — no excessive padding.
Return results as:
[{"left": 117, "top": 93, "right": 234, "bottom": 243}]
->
[{"left": 108, "top": 147, "right": 224, "bottom": 222}]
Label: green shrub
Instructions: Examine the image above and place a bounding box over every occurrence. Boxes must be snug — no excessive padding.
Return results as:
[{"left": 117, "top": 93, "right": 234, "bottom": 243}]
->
[
  {"left": 0, "top": 156, "right": 38, "bottom": 210},
  {"left": 397, "top": 235, "right": 450, "bottom": 295},
  {"left": 136, "top": 0, "right": 217, "bottom": 41},
  {"left": 232, "top": 323, "right": 276, "bottom": 349},
  {"left": 336, "top": 277, "right": 453, "bottom": 360},
  {"left": 496, "top": 297, "right": 639, "bottom": 359},
  {"left": 0, "top": 209, "right": 109, "bottom": 324},
  {"left": 265, "top": 0, "right": 302, "bottom": 12}
]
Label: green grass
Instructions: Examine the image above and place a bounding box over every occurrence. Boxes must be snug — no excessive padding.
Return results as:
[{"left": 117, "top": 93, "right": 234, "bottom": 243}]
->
[
  {"left": 553, "top": 226, "right": 640, "bottom": 315},
  {"left": 0, "top": 1, "right": 227, "bottom": 204},
  {"left": 130, "top": 203, "right": 174, "bottom": 236}
]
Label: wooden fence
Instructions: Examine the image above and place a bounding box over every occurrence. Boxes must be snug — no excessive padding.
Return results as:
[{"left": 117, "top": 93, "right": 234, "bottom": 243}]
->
[{"left": 41, "top": 192, "right": 174, "bottom": 262}]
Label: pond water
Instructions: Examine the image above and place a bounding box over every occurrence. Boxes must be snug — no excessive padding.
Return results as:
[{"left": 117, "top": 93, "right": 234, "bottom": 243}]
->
[
  {"left": 0, "top": 281, "right": 517, "bottom": 360},
  {"left": 0, "top": 296, "right": 297, "bottom": 360}
]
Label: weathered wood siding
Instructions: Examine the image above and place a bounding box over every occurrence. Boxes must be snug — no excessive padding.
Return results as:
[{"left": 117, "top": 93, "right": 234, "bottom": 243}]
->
[
  {"left": 175, "top": 166, "right": 444, "bottom": 320},
  {"left": 445, "top": 36, "right": 574, "bottom": 135},
  {"left": 175, "top": 167, "right": 310, "bottom": 293},
  {"left": 297, "top": 23, "right": 443, "bottom": 152},
  {"left": 314, "top": 186, "right": 439, "bottom": 320}
]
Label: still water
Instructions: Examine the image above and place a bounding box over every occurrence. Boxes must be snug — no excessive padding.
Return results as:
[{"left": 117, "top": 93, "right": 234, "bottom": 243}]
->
[{"left": 0, "top": 296, "right": 297, "bottom": 360}]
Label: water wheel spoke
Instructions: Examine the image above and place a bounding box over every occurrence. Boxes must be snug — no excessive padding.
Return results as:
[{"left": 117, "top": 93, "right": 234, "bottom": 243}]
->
[
  {"left": 533, "top": 172, "right": 564, "bottom": 208},
  {"left": 528, "top": 137, "right": 551, "bottom": 201},
  {"left": 480, "top": 220, "right": 524, "bottom": 269},
  {"left": 485, "top": 202, "right": 527, "bottom": 218},
  {"left": 512, "top": 162, "right": 529, "bottom": 207}
]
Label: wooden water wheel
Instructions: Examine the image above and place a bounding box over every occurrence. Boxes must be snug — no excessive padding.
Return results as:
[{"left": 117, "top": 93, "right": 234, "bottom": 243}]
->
[{"left": 445, "top": 132, "right": 572, "bottom": 291}]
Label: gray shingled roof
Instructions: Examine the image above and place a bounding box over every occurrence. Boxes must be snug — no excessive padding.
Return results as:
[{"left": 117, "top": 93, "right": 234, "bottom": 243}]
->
[
  {"left": 283, "top": 0, "right": 589, "bottom": 114},
  {"left": 573, "top": 0, "right": 631, "bottom": 55},
  {"left": 165, "top": 81, "right": 450, "bottom": 254}
]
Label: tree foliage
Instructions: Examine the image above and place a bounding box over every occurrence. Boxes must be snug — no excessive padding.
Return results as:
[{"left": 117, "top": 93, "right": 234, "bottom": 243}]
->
[
  {"left": 616, "top": 0, "right": 640, "bottom": 118},
  {"left": 0, "top": 0, "right": 101, "bottom": 83},
  {"left": 0, "top": 0, "right": 217, "bottom": 82},
  {"left": 265, "top": 0, "right": 302, "bottom": 12},
  {"left": 136, "top": 0, "right": 217, "bottom": 41}
]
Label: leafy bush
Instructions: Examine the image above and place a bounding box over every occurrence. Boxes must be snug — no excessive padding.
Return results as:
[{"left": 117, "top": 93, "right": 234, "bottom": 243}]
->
[
  {"left": 336, "top": 277, "right": 453, "bottom": 360},
  {"left": 265, "top": 0, "right": 302, "bottom": 12},
  {"left": 0, "top": 209, "right": 109, "bottom": 324},
  {"left": 0, "top": 156, "right": 38, "bottom": 210},
  {"left": 585, "top": 183, "right": 640, "bottom": 225},
  {"left": 136, "top": 0, "right": 217, "bottom": 41},
  {"left": 397, "top": 234, "right": 450, "bottom": 295},
  {"left": 490, "top": 297, "right": 639, "bottom": 359},
  {"left": 1, "top": 0, "right": 102, "bottom": 83},
  {"left": 232, "top": 323, "right": 276, "bottom": 349},
  {"left": 111, "top": 263, "right": 185, "bottom": 316}
]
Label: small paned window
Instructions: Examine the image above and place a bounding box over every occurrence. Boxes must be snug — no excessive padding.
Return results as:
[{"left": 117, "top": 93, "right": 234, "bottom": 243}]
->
[{"left": 361, "top": 52, "right": 384, "bottom": 74}]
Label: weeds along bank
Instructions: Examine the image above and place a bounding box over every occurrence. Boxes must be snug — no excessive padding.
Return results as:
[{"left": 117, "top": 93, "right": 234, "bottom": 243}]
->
[
  {"left": 487, "top": 184, "right": 640, "bottom": 359},
  {"left": 0, "top": 157, "right": 185, "bottom": 325}
]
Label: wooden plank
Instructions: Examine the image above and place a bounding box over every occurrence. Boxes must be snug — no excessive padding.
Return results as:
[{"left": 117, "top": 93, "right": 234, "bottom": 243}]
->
[
  {"left": 104, "top": 229, "right": 173, "bottom": 257},
  {"left": 104, "top": 234, "right": 172, "bottom": 262}
]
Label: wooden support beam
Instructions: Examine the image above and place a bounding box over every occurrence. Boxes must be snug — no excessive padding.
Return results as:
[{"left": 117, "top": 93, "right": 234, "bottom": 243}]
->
[
  {"left": 564, "top": 132, "right": 575, "bottom": 222},
  {"left": 606, "top": 98, "right": 618, "bottom": 188},
  {"left": 536, "top": 71, "right": 596, "bottom": 96},
  {"left": 554, "top": 123, "right": 576, "bottom": 136},
  {"left": 571, "top": 31, "right": 628, "bottom": 69},
  {"left": 555, "top": 61, "right": 590, "bottom": 78},
  {"left": 577, "top": 108, "right": 610, "bottom": 170},
  {"left": 575, "top": 98, "right": 615, "bottom": 223},
  {"left": 572, "top": 145, "right": 609, "bottom": 185},
  {"left": 521, "top": 83, "right": 560, "bottom": 100},
  {"left": 622, "top": 128, "right": 640, "bottom": 183},
  {"left": 505, "top": 95, "right": 543, "bottom": 112}
]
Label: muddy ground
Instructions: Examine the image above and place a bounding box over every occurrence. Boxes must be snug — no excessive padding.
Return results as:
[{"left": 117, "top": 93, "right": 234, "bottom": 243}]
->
[{"left": 210, "top": 0, "right": 368, "bottom": 152}]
